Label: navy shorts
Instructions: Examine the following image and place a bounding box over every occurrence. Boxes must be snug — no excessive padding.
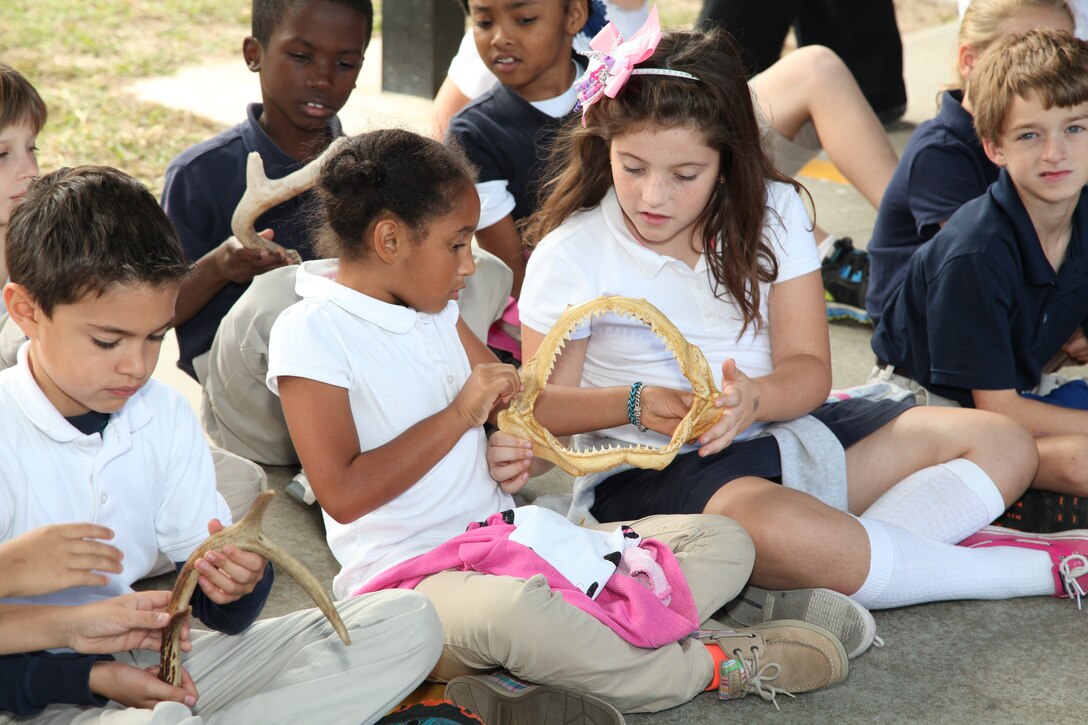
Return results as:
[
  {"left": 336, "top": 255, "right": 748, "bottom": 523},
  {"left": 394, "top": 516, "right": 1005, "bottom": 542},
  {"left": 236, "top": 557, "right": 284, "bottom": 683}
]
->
[{"left": 590, "top": 397, "right": 912, "bottom": 522}]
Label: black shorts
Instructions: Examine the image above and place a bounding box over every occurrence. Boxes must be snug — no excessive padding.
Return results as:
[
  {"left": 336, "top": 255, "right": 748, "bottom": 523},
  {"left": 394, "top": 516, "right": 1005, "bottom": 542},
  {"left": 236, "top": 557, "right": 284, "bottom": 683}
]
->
[{"left": 590, "top": 397, "right": 912, "bottom": 522}]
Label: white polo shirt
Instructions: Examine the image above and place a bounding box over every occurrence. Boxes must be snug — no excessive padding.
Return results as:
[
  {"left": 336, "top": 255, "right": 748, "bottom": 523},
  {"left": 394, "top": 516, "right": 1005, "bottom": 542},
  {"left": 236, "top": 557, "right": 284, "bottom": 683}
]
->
[
  {"left": 267, "top": 260, "right": 513, "bottom": 598},
  {"left": 519, "top": 183, "right": 819, "bottom": 448},
  {"left": 0, "top": 343, "right": 228, "bottom": 607}
]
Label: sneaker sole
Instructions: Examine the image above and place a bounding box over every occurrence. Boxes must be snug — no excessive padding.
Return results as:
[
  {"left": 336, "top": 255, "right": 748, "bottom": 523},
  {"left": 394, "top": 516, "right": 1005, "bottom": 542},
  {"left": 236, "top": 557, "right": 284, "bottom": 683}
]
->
[
  {"left": 725, "top": 586, "right": 876, "bottom": 660},
  {"left": 825, "top": 301, "right": 872, "bottom": 326},
  {"left": 999, "top": 490, "right": 1088, "bottom": 533},
  {"left": 445, "top": 675, "right": 625, "bottom": 725}
]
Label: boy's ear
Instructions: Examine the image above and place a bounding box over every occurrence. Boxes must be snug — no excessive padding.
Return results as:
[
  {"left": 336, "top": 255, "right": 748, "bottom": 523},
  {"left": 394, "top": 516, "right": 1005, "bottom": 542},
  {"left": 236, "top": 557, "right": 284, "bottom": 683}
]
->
[
  {"left": 371, "top": 217, "right": 403, "bottom": 265},
  {"left": 981, "top": 136, "right": 1008, "bottom": 168},
  {"left": 957, "top": 43, "right": 978, "bottom": 85},
  {"left": 243, "top": 36, "right": 263, "bottom": 72},
  {"left": 564, "top": 0, "right": 589, "bottom": 37},
  {"left": 4, "top": 283, "right": 42, "bottom": 339}
]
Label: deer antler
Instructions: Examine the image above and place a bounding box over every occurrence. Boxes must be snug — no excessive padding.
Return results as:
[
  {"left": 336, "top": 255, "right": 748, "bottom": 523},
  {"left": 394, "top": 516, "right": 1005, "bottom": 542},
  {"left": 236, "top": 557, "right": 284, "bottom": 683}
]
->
[
  {"left": 157, "top": 490, "right": 350, "bottom": 687},
  {"left": 229, "top": 136, "right": 350, "bottom": 264}
]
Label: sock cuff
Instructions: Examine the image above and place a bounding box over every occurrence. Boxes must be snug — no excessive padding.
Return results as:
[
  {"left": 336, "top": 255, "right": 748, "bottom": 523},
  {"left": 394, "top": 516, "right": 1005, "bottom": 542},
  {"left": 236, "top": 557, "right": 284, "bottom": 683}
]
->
[
  {"left": 852, "top": 516, "right": 894, "bottom": 608},
  {"left": 940, "top": 458, "right": 1006, "bottom": 520}
]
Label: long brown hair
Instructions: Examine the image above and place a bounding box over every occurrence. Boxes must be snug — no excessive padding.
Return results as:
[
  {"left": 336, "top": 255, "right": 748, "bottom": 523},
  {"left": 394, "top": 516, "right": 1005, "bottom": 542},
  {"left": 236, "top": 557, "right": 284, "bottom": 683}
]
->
[{"left": 523, "top": 28, "right": 807, "bottom": 334}]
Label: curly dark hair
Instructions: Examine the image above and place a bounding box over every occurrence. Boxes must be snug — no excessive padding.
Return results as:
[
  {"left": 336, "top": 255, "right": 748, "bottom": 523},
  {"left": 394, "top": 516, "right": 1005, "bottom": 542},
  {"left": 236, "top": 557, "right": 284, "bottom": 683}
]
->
[
  {"left": 314, "top": 129, "right": 477, "bottom": 260},
  {"left": 251, "top": 0, "right": 374, "bottom": 46}
]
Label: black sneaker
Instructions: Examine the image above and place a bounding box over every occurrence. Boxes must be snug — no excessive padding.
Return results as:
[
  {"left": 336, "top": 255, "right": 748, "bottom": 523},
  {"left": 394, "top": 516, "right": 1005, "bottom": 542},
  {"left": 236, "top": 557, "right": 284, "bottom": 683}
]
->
[
  {"left": 998, "top": 489, "right": 1088, "bottom": 533},
  {"left": 820, "top": 238, "right": 872, "bottom": 325}
]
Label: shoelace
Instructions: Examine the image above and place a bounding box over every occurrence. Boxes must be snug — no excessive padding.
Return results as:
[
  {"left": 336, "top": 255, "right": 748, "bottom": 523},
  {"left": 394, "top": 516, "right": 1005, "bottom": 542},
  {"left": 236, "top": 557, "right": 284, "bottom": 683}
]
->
[
  {"left": 731, "top": 644, "right": 796, "bottom": 711},
  {"left": 1059, "top": 554, "right": 1088, "bottom": 610}
]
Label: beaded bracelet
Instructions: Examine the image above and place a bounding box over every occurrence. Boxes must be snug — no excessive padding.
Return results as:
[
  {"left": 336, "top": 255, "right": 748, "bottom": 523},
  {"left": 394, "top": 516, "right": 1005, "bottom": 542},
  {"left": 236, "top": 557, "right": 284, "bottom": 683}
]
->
[{"left": 627, "top": 381, "right": 648, "bottom": 432}]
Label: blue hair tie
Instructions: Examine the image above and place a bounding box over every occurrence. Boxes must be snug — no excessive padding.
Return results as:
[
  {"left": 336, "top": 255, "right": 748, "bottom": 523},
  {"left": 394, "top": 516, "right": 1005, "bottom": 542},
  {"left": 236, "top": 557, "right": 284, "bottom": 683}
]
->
[{"left": 583, "top": 0, "right": 608, "bottom": 38}]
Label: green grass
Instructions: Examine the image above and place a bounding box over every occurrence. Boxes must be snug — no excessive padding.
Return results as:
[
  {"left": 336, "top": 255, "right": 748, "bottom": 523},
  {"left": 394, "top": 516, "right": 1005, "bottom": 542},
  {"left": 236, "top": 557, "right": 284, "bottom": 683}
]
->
[
  {"left": 1, "top": 0, "right": 697, "bottom": 196},
  {"left": 1, "top": 0, "right": 253, "bottom": 195}
]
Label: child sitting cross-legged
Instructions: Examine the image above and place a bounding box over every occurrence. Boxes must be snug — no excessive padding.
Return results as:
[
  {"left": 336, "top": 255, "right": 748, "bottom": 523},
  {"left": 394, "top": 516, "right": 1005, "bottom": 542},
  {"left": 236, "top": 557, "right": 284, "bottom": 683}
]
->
[
  {"left": 0, "top": 166, "right": 443, "bottom": 722},
  {"left": 872, "top": 29, "right": 1088, "bottom": 521},
  {"left": 511, "top": 22, "right": 1088, "bottom": 619},
  {"left": 267, "top": 128, "right": 865, "bottom": 717}
]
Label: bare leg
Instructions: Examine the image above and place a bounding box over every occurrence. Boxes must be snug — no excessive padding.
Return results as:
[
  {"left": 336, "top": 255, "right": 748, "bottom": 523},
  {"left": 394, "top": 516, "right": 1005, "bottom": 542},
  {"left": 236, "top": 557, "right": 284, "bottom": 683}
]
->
[
  {"left": 842, "top": 407, "right": 1037, "bottom": 513},
  {"left": 704, "top": 477, "right": 870, "bottom": 592},
  {"left": 750, "top": 45, "right": 898, "bottom": 208},
  {"left": 1034, "top": 435, "right": 1088, "bottom": 495}
]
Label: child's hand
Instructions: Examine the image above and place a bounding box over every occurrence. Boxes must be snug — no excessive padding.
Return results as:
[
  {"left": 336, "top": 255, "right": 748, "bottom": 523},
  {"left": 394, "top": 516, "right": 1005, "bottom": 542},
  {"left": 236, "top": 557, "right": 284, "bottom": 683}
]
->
[
  {"left": 0, "top": 523, "right": 123, "bottom": 597},
  {"left": 193, "top": 520, "right": 268, "bottom": 605},
  {"left": 695, "top": 359, "right": 760, "bottom": 456},
  {"left": 1062, "top": 328, "right": 1088, "bottom": 364},
  {"left": 67, "top": 591, "right": 191, "bottom": 655},
  {"left": 640, "top": 386, "right": 697, "bottom": 436},
  {"left": 214, "top": 230, "right": 291, "bottom": 284},
  {"left": 452, "top": 363, "right": 521, "bottom": 429},
  {"left": 89, "top": 660, "right": 197, "bottom": 710},
  {"left": 487, "top": 430, "right": 534, "bottom": 493}
]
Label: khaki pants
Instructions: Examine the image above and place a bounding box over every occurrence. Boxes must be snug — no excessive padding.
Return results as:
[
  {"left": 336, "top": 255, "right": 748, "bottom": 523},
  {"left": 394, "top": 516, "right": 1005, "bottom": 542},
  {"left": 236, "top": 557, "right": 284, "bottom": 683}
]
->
[
  {"left": 2, "top": 591, "right": 442, "bottom": 725},
  {"left": 415, "top": 514, "right": 755, "bottom": 714},
  {"left": 201, "top": 247, "right": 512, "bottom": 467}
]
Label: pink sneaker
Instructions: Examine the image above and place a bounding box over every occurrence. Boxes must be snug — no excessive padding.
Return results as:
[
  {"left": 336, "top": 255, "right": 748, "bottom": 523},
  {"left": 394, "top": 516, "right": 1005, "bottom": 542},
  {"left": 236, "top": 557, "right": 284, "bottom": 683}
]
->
[{"left": 959, "top": 525, "right": 1088, "bottom": 608}]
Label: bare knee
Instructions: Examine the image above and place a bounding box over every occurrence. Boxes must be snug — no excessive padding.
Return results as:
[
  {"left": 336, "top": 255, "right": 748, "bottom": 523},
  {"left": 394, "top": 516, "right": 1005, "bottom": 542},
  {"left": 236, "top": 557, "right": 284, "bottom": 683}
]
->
[
  {"left": 783, "top": 45, "right": 851, "bottom": 88},
  {"left": 960, "top": 411, "right": 1037, "bottom": 504},
  {"left": 1037, "top": 436, "right": 1088, "bottom": 495}
]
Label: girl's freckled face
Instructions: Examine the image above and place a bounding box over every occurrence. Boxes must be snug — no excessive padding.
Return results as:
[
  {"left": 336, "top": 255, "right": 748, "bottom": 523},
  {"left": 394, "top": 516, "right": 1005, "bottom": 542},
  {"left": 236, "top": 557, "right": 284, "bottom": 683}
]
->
[{"left": 610, "top": 125, "right": 720, "bottom": 260}]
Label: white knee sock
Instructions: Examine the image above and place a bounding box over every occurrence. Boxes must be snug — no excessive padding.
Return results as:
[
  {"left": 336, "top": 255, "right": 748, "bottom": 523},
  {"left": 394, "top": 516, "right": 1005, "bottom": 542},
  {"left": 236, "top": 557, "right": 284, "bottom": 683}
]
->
[
  {"left": 861, "top": 459, "right": 1006, "bottom": 544},
  {"left": 850, "top": 517, "right": 1054, "bottom": 609}
]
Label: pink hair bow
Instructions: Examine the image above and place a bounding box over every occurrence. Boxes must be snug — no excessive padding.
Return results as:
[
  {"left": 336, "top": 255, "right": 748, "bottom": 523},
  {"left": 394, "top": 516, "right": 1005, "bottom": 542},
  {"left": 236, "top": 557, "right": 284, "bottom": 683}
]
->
[{"left": 574, "top": 5, "right": 662, "bottom": 122}]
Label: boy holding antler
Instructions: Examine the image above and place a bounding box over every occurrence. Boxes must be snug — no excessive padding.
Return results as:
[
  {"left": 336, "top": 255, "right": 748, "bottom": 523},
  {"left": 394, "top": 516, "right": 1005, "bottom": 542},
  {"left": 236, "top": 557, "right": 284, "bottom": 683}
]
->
[
  {"left": 161, "top": 0, "right": 374, "bottom": 382},
  {"left": 0, "top": 165, "right": 441, "bottom": 722},
  {"left": 162, "top": 0, "right": 511, "bottom": 471}
]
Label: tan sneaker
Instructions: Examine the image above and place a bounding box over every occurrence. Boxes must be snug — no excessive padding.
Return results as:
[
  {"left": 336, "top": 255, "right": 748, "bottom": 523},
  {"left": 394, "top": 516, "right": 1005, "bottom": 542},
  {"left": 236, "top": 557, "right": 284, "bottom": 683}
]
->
[{"left": 703, "top": 620, "right": 848, "bottom": 708}]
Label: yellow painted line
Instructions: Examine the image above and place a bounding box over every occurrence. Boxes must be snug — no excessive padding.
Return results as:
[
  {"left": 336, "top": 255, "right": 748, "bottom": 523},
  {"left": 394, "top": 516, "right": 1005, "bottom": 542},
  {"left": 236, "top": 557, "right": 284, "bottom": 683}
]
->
[{"left": 798, "top": 158, "right": 849, "bottom": 185}]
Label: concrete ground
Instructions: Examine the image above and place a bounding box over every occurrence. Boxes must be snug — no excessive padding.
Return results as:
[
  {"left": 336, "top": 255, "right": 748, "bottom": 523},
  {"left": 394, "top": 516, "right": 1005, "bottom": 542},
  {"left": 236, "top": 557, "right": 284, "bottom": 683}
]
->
[{"left": 132, "top": 17, "right": 1087, "bottom": 724}]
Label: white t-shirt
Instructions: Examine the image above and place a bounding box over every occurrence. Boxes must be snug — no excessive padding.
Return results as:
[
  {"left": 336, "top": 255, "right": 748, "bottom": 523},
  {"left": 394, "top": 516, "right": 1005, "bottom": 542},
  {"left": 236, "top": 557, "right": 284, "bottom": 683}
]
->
[
  {"left": 0, "top": 343, "right": 228, "bottom": 607},
  {"left": 519, "top": 183, "right": 819, "bottom": 449},
  {"left": 267, "top": 260, "right": 513, "bottom": 598}
]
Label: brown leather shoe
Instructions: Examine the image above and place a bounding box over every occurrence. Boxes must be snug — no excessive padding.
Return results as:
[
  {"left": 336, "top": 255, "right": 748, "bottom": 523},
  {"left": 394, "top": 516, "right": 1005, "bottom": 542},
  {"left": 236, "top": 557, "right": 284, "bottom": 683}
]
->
[{"left": 704, "top": 620, "right": 848, "bottom": 707}]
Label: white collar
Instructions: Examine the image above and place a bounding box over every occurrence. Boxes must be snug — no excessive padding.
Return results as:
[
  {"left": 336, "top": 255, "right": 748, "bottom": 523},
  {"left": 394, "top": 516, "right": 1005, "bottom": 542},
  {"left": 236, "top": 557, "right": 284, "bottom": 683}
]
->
[
  {"left": 599, "top": 189, "right": 708, "bottom": 278},
  {"left": 293, "top": 260, "right": 452, "bottom": 334}
]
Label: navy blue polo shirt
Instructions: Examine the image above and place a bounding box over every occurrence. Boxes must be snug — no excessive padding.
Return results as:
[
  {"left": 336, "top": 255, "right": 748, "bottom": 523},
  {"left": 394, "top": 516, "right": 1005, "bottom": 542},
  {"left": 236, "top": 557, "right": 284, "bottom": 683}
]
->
[
  {"left": 447, "top": 82, "right": 571, "bottom": 223},
  {"left": 161, "top": 103, "right": 343, "bottom": 379},
  {"left": 865, "top": 90, "right": 999, "bottom": 322},
  {"left": 871, "top": 169, "right": 1088, "bottom": 407}
]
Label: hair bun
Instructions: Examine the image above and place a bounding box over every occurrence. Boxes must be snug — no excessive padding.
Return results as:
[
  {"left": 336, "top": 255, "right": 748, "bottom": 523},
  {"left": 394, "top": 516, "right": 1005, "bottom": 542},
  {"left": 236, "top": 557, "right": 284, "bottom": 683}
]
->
[{"left": 321, "top": 149, "right": 384, "bottom": 199}]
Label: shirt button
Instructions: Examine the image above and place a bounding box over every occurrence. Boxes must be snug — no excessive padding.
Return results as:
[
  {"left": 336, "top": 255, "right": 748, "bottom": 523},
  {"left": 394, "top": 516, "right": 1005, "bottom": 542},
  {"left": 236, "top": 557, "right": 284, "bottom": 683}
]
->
[
  {"left": 100, "top": 492, "right": 108, "bottom": 504},
  {"left": 446, "top": 374, "right": 455, "bottom": 384}
]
